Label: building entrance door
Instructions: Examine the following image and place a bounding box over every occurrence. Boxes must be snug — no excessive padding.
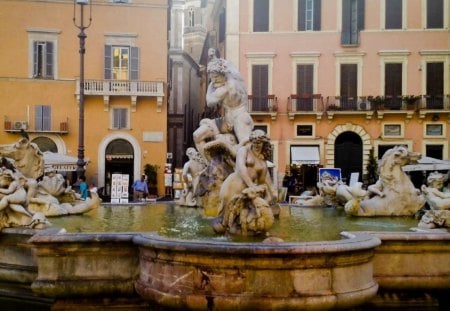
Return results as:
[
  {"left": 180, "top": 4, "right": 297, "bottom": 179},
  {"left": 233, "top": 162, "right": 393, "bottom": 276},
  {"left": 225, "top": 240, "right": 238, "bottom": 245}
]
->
[{"left": 334, "top": 131, "right": 362, "bottom": 184}]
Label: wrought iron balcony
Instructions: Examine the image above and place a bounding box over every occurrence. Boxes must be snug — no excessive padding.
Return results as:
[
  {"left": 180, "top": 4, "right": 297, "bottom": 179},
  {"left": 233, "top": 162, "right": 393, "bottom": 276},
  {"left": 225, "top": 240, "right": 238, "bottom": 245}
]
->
[
  {"left": 287, "top": 94, "right": 324, "bottom": 120},
  {"left": 76, "top": 79, "right": 165, "bottom": 112},
  {"left": 247, "top": 95, "right": 278, "bottom": 120},
  {"left": 4, "top": 117, "right": 69, "bottom": 134}
]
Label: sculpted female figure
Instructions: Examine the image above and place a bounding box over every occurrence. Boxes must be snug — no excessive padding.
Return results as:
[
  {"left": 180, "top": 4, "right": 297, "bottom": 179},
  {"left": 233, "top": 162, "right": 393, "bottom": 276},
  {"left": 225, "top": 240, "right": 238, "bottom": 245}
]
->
[
  {"left": 214, "top": 130, "right": 276, "bottom": 235},
  {"left": 421, "top": 171, "right": 450, "bottom": 210},
  {"left": 193, "top": 56, "right": 254, "bottom": 158}
]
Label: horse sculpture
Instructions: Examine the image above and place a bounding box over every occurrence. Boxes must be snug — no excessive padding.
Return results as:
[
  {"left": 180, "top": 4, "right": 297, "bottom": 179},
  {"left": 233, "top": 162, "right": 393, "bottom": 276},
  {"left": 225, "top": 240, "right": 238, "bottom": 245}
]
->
[{"left": 345, "top": 146, "right": 426, "bottom": 216}]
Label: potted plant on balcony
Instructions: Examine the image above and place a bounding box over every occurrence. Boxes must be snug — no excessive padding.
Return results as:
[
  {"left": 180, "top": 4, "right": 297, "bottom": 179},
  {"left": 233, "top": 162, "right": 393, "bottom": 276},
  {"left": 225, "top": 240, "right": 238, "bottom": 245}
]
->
[
  {"left": 368, "top": 96, "right": 385, "bottom": 110},
  {"left": 402, "top": 95, "right": 421, "bottom": 110}
]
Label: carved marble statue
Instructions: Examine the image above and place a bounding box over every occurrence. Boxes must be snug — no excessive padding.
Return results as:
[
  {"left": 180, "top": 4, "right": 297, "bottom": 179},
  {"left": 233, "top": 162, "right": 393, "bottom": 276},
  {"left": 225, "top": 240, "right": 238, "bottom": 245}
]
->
[
  {"left": 0, "top": 138, "right": 100, "bottom": 231},
  {"left": 212, "top": 130, "right": 276, "bottom": 235},
  {"left": 176, "top": 148, "right": 207, "bottom": 207},
  {"left": 344, "top": 146, "right": 426, "bottom": 216},
  {"left": 418, "top": 171, "right": 450, "bottom": 229}
]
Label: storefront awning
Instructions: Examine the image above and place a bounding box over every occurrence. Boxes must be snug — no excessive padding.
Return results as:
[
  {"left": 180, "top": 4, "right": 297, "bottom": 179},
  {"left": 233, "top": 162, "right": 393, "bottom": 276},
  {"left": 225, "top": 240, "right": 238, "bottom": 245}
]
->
[
  {"left": 291, "top": 146, "right": 320, "bottom": 165},
  {"left": 43, "top": 151, "right": 89, "bottom": 172}
]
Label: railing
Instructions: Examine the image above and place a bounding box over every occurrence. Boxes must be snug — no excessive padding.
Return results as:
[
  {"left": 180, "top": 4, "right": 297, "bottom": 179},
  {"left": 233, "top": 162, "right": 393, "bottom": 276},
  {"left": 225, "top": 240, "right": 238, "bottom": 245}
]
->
[
  {"left": 76, "top": 79, "right": 165, "bottom": 97},
  {"left": 288, "top": 94, "right": 324, "bottom": 113},
  {"left": 4, "top": 117, "right": 69, "bottom": 134},
  {"left": 326, "top": 96, "right": 371, "bottom": 111},
  {"left": 247, "top": 95, "right": 278, "bottom": 113}
]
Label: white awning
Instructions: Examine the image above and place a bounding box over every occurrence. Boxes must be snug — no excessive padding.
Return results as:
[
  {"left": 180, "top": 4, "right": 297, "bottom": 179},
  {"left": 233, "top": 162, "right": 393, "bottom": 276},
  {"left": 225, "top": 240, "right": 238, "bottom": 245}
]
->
[
  {"left": 43, "top": 151, "right": 89, "bottom": 172},
  {"left": 402, "top": 156, "right": 450, "bottom": 172},
  {"left": 291, "top": 146, "right": 320, "bottom": 165}
]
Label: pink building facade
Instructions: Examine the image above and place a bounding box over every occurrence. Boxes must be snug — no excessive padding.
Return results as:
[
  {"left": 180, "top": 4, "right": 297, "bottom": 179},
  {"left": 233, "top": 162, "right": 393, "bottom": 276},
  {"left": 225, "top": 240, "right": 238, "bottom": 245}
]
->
[{"left": 225, "top": 0, "right": 450, "bottom": 188}]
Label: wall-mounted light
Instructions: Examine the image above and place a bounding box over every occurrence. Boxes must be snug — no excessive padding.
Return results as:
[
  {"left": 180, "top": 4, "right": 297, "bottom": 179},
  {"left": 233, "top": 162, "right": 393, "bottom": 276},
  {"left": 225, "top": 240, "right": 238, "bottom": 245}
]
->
[{"left": 432, "top": 114, "right": 440, "bottom": 121}]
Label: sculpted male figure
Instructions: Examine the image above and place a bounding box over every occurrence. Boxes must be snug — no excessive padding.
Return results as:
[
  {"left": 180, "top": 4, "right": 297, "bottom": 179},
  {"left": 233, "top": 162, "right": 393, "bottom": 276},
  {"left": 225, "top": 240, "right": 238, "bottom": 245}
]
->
[{"left": 193, "top": 53, "right": 253, "bottom": 158}]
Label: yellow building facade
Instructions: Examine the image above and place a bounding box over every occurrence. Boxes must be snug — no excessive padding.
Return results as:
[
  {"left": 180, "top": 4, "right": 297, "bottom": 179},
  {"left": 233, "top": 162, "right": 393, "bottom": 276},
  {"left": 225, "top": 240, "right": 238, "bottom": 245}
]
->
[{"left": 0, "top": 0, "right": 168, "bottom": 197}]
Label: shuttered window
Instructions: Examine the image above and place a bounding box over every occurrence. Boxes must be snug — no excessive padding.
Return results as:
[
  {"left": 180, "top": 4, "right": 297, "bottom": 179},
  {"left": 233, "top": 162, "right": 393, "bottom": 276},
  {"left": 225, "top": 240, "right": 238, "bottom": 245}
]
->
[
  {"left": 35, "top": 105, "right": 51, "bottom": 131},
  {"left": 253, "top": 0, "right": 269, "bottom": 32},
  {"left": 341, "top": 0, "right": 364, "bottom": 45},
  {"left": 385, "top": 63, "right": 402, "bottom": 97},
  {"left": 298, "top": 0, "right": 321, "bottom": 31},
  {"left": 385, "top": 0, "right": 402, "bottom": 29},
  {"left": 296, "top": 64, "right": 314, "bottom": 110},
  {"left": 33, "top": 41, "right": 54, "bottom": 79},
  {"left": 104, "top": 45, "right": 139, "bottom": 80},
  {"left": 113, "top": 108, "right": 128, "bottom": 129},
  {"left": 252, "top": 65, "right": 269, "bottom": 111},
  {"left": 340, "top": 64, "right": 357, "bottom": 98},
  {"left": 426, "top": 62, "right": 444, "bottom": 109},
  {"left": 427, "top": 0, "right": 443, "bottom": 29}
]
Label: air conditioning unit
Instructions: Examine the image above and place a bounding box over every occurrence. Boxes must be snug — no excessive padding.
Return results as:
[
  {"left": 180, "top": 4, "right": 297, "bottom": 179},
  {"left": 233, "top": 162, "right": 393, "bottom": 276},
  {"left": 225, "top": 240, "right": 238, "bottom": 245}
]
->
[{"left": 14, "top": 121, "right": 28, "bottom": 130}]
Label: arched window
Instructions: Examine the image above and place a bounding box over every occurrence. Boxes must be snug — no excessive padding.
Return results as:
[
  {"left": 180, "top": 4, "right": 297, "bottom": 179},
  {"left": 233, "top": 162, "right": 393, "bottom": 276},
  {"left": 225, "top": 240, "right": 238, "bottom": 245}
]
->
[{"left": 32, "top": 136, "right": 58, "bottom": 152}]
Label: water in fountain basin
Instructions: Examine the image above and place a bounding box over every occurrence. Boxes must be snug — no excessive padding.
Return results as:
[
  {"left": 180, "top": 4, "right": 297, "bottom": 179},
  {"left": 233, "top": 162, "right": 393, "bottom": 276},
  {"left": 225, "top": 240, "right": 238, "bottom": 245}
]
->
[{"left": 49, "top": 203, "right": 421, "bottom": 242}]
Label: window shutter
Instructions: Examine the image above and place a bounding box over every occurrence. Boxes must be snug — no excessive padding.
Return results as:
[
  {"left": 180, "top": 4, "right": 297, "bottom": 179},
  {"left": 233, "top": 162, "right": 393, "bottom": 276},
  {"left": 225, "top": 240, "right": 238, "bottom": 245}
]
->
[
  {"left": 341, "top": 0, "right": 351, "bottom": 44},
  {"left": 219, "top": 10, "right": 226, "bottom": 42},
  {"left": 313, "top": 0, "right": 321, "bottom": 31},
  {"left": 297, "top": 64, "right": 313, "bottom": 95},
  {"left": 130, "top": 47, "right": 139, "bottom": 80},
  {"left": 340, "top": 64, "right": 357, "bottom": 98},
  {"left": 252, "top": 65, "right": 269, "bottom": 111},
  {"left": 386, "top": 0, "right": 402, "bottom": 29},
  {"left": 253, "top": 0, "right": 269, "bottom": 32},
  {"left": 385, "top": 63, "right": 402, "bottom": 97},
  {"left": 427, "top": 0, "right": 443, "bottom": 29},
  {"left": 33, "top": 41, "right": 38, "bottom": 77},
  {"left": 298, "top": 0, "right": 306, "bottom": 31},
  {"left": 35, "top": 106, "right": 43, "bottom": 131},
  {"left": 357, "top": 0, "right": 365, "bottom": 31},
  {"left": 46, "top": 42, "right": 54, "bottom": 78},
  {"left": 43, "top": 105, "right": 51, "bottom": 131},
  {"left": 104, "top": 45, "right": 112, "bottom": 79}
]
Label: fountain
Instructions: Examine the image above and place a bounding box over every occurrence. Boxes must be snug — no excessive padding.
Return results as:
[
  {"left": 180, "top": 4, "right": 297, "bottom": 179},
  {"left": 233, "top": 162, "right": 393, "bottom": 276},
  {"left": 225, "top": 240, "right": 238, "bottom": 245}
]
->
[{"left": 2, "top": 53, "right": 450, "bottom": 310}]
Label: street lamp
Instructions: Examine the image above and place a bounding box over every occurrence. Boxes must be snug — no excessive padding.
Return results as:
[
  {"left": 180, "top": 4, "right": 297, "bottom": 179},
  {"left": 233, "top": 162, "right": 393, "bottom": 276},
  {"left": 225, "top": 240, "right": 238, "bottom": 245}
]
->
[{"left": 73, "top": 0, "right": 92, "bottom": 179}]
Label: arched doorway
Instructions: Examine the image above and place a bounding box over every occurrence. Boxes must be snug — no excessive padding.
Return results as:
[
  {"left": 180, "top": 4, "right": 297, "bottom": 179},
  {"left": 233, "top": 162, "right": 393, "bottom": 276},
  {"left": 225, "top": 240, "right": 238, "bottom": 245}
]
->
[
  {"left": 104, "top": 139, "right": 134, "bottom": 200},
  {"left": 335, "top": 131, "right": 363, "bottom": 184}
]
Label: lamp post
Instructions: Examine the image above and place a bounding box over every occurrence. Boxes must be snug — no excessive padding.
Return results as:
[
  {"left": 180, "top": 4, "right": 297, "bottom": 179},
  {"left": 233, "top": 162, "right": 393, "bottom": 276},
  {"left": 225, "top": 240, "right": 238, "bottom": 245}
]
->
[{"left": 73, "top": 0, "right": 92, "bottom": 180}]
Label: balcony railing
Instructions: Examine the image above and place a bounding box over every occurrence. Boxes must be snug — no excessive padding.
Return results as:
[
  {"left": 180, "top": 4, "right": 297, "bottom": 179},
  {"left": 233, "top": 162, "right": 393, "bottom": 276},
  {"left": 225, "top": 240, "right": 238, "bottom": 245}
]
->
[
  {"left": 4, "top": 117, "right": 69, "bottom": 134},
  {"left": 247, "top": 95, "right": 278, "bottom": 120},
  {"left": 287, "top": 94, "right": 324, "bottom": 120},
  {"left": 76, "top": 79, "right": 165, "bottom": 112}
]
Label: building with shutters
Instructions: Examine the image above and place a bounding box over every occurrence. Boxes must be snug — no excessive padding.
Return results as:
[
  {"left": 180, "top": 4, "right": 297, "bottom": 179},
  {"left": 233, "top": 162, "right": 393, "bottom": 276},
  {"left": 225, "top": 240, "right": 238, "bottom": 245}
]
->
[{"left": 221, "top": 0, "right": 450, "bottom": 191}]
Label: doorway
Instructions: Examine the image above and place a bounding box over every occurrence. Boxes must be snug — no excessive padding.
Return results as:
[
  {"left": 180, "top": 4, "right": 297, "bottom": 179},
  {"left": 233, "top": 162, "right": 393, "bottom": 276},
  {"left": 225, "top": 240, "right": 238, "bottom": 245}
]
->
[{"left": 334, "top": 131, "right": 362, "bottom": 184}]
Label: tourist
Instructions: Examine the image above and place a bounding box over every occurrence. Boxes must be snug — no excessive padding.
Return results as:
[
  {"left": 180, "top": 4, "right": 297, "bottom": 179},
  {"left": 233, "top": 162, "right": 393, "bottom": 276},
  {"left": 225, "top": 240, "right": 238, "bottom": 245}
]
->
[
  {"left": 132, "top": 175, "right": 148, "bottom": 201},
  {"left": 78, "top": 176, "right": 88, "bottom": 201}
]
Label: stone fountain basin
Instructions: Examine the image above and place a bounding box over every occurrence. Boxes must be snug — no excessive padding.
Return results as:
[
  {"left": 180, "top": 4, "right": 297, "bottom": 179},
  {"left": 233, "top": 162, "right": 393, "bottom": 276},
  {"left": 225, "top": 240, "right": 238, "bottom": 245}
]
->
[{"left": 2, "top": 226, "right": 450, "bottom": 309}]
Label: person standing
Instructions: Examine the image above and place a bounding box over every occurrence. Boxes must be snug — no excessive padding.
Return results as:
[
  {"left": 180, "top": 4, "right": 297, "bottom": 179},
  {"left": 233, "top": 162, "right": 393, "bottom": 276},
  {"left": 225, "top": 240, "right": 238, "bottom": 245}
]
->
[
  {"left": 132, "top": 175, "right": 149, "bottom": 201},
  {"left": 79, "top": 176, "right": 88, "bottom": 201}
]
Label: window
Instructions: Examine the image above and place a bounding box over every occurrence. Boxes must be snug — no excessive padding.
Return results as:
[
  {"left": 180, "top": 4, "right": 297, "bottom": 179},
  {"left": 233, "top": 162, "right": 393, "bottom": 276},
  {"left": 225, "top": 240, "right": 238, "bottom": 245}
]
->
[
  {"left": 385, "top": 63, "right": 403, "bottom": 109},
  {"left": 426, "top": 144, "right": 443, "bottom": 159},
  {"left": 296, "top": 124, "right": 314, "bottom": 137},
  {"left": 35, "top": 105, "right": 51, "bottom": 131},
  {"left": 426, "top": 62, "right": 444, "bottom": 109},
  {"left": 104, "top": 45, "right": 139, "bottom": 80},
  {"left": 385, "top": 0, "right": 402, "bottom": 29},
  {"left": 32, "top": 137, "right": 58, "bottom": 153},
  {"left": 251, "top": 65, "right": 269, "bottom": 111},
  {"left": 253, "top": 0, "right": 269, "bottom": 32},
  {"left": 112, "top": 108, "right": 128, "bottom": 129},
  {"left": 296, "top": 64, "right": 314, "bottom": 110},
  {"left": 254, "top": 124, "right": 268, "bottom": 135},
  {"left": 298, "top": 0, "right": 321, "bottom": 31},
  {"left": 427, "top": 0, "right": 443, "bottom": 29},
  {"left": 219, "top": 9, "right": 226, "bottom": 43},
  {"left": 340, "top": 63, "right": 357, "bottom": 107},
  {"left": 383, "top": 123, "right": 403, "bottom": 137},
  {"left": 33, "top": 41, "right": 54, "bottom": 79},
  {"left": 341, "top": 0, "right": 365, "bottom": 45},
  {"left": 188, "top": 7, "right": 195, "bottom": 27},
  {"left": 425, "top": 123, "right": 444, "bottom": 137}
]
